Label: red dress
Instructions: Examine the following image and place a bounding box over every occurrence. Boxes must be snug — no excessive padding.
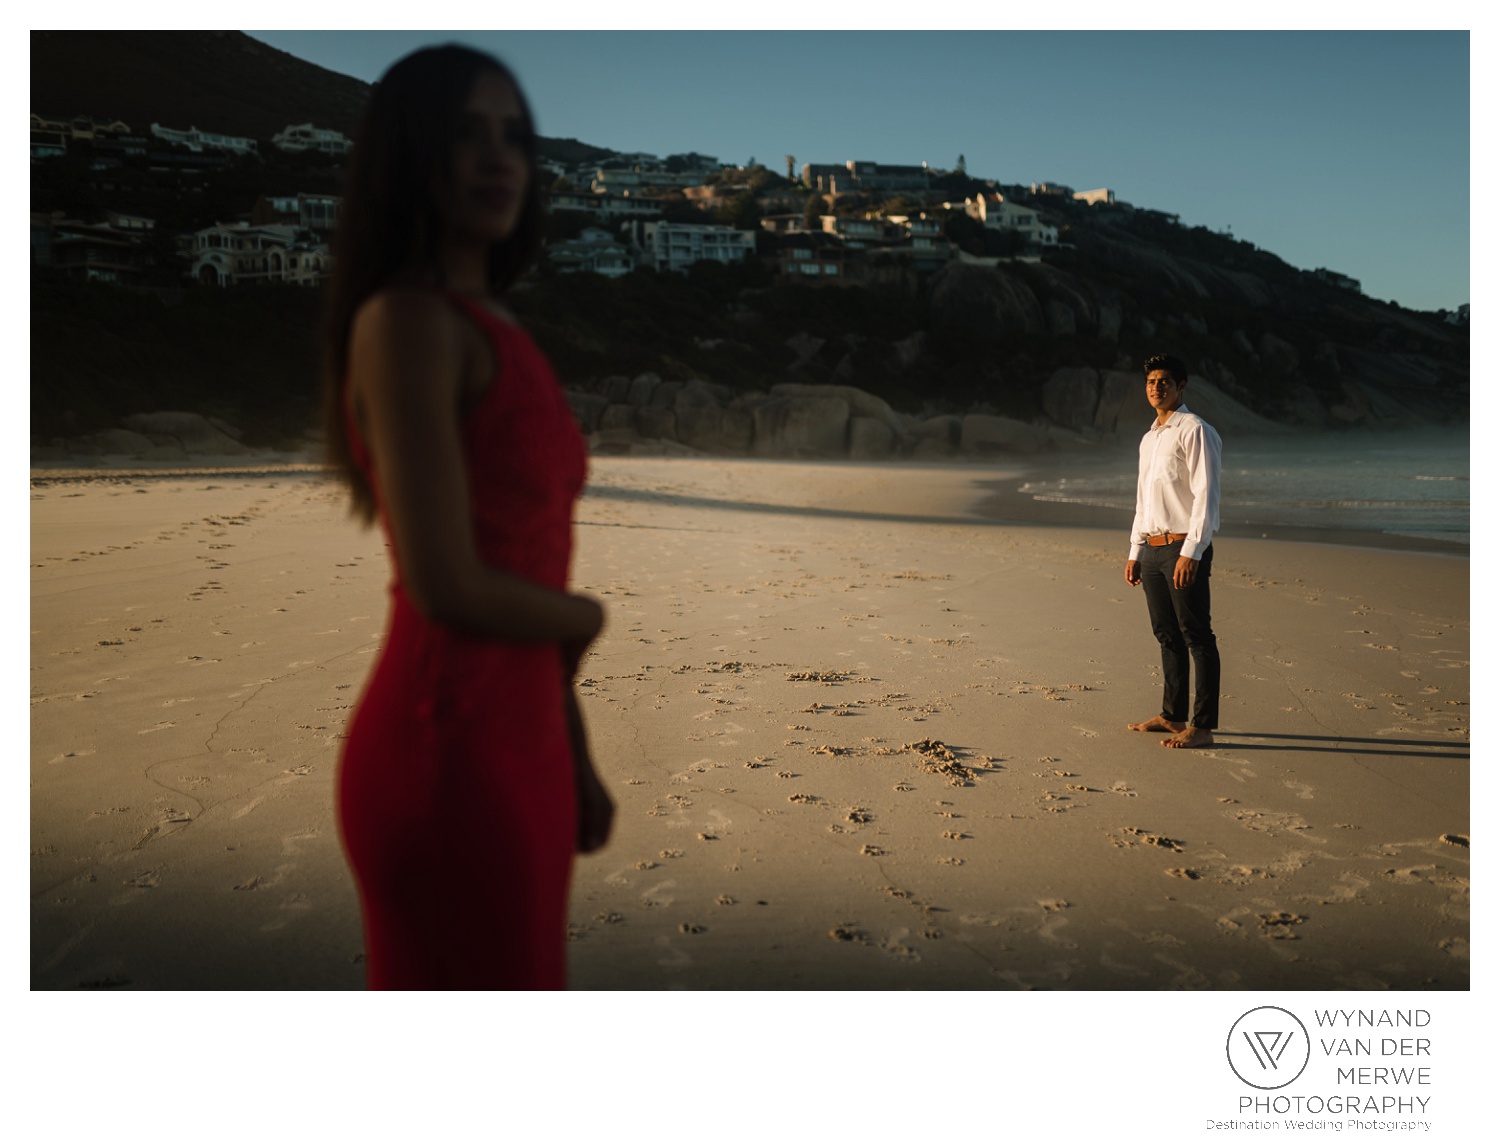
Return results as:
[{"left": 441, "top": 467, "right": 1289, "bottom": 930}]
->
[{"left": 337, "top": 292, "right": 588, "bottom": 989}]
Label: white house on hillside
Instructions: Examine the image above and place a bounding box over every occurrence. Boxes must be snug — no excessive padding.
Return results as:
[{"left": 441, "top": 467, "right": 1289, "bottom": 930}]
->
[
  {"left": 813, "top": 215, "right": 889, "bottom": 247},
  {"left": 551, "top": 189, "right": 663, "bottom": 221},
  {"left": 151, "top": 123, "right": 258, "bottom": 156},
  {"left": 547, "top": 227, "right": 633, "bottom": 277},
  {"left": 628, "top": 221, "right": 755, "bottom": 274},
  {"left": 31, "top": 113, "right": 132, "bottom": 140},
  {"left": 272, "top": 123, "right": 352, "bottom": 155},
  {"left": 801, "top": 159, "right": 931, "bottom": 195},
  {"left": 32, "top": 211, "right": 152, "bottom": 284},
  {"left": 191, "top": 222, "right": 329, "bottom": 287},
  {"left": 886, "top": 214, "right": 951, "bottom": 259},
  {"left": 253, "top": 192, "right": 341, "bottom": 235},
  {"left": 590, "top": 168, "right": 697, "bottom": 194},
  {"left": 961, "top": 193, "right": 1059, "bottom": 247}
]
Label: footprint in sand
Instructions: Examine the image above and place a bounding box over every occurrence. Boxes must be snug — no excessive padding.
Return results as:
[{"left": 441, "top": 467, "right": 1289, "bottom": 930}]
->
[
  {"left": 1036, "top": 912, "right": 1077, "bottom": 948},
  {"left": 879, "top": 929, "right": 921, "bottom": 962},
  {"left": 1232, "top": 809, "right": 1312, "bottom": 837},
  {"left": 640, "top": 881, "right": 676, "bottom": 909},
  {"left": 653, "top": 935, "right": 693, "bottom": 969},
  {"left": 1124, "top": 828, "right": 1189, "bottom": 851},
  {"left": 828, "top": 924, "right": 869, "bottom": 944},
  {"left": 1258, "top": 912, "right": 1306, "bottom": 939},
  {"left": 1380, "top": 865, "right": 1437, "bottom": 884},
  {"left": 1218, "top": 866, "right": 1272, "bottom": 886},
  {"left": 49, "top": 749, "right": 96, "bottom": 765},
  {"left": 1215, "top": 908, "right": 1252, "bottom": 935}
]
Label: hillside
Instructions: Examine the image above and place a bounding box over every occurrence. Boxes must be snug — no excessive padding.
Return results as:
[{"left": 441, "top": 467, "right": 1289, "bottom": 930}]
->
[
  {"left": 505, "top": 232, "right": 1467, "bottom": 433},
  {"left": 29, "top": 32, "right": 1467, "bottom": 448},
  {"left": 31, "top": 31, "right": 371, "bottom": 140},
  {"left": 31, "top": 30, "right": 614, "bottom": 165}
]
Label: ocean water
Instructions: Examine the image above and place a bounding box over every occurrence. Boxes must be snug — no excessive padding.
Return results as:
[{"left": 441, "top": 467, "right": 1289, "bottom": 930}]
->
[{"left": 1013, "top": 428, "right": 1469, "bottom": 549}]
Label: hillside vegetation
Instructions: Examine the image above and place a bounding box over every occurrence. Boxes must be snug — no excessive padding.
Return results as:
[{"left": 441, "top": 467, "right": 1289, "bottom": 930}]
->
[{"left": 30, "top": 31, "right": 1467, "bottom": 446}]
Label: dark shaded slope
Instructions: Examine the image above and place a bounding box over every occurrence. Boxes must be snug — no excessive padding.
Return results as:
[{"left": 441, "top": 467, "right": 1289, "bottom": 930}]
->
[{"left": 31, "top": 30, "right": 371, "bottom": 139}]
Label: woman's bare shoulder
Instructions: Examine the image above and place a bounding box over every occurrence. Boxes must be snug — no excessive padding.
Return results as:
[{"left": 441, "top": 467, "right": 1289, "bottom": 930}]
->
[
  {"left": 352, "top": 287, "right": 463, "bottom": 347},
  {"left": 348, "top": 289, "right": 474, "bottom": 416}
]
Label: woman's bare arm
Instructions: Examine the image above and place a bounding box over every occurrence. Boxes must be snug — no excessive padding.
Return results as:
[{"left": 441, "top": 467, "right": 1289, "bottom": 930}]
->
[{"left": 348, "top": 289, "right": 602, "bottom": 642}]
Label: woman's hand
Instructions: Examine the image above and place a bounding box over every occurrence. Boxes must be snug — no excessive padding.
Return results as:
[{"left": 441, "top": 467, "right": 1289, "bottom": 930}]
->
[
  {"left": 563, "top": 686, "right": 613, "bottom": 853},
  {"left": 574, "top": 757, "right": 615, "bottom": 854}
]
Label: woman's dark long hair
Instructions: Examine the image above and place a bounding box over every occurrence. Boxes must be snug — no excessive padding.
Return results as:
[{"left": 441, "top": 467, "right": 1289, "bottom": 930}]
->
[{"left": 320, "top": 44, "right": 546, "bottom": 523}]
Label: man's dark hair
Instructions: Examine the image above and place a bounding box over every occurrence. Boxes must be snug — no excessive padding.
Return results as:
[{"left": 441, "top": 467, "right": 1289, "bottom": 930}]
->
[{"left": 1143, "top": 354, "right": 1188, "bottom": 385}]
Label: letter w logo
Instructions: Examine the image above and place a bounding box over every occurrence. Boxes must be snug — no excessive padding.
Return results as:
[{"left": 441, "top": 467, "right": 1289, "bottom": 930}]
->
[{"left": 1242, "top": 1030, "right": 1294, "bottom": 1070}]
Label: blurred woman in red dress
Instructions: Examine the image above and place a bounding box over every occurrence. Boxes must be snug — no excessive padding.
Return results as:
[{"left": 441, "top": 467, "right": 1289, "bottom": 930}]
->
[{"left": 321, "top": 44, "right": 613, "bottom": 989}]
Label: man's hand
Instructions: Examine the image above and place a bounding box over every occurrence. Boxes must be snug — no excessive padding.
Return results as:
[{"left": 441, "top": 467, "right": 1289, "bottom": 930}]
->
[
  {"left": 1124, "top": 559, "right": 1141, "bottom": 587},
  {"left": 1173, "top": 555, "right": 1199, "bottom": 589}
]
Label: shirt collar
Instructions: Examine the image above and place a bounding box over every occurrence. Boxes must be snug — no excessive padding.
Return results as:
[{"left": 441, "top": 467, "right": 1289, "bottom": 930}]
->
[{"left": 1151, "top": 404, "right": 1191, "bottom": 431}]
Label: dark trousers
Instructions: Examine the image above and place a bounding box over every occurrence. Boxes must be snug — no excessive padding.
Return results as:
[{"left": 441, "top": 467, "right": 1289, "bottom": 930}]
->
[{"left": 1139, "top": 541, "right": 1220, "bottom": 729}]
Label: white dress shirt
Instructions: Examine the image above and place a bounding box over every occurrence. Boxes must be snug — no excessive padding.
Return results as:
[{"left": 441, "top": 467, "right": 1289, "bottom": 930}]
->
[{"left": 1127, "top": 404, "right": 1222, "bottom": 562}]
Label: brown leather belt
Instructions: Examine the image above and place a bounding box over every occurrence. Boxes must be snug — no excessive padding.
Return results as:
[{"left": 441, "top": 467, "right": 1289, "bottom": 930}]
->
[{"left": 1145, "top": 532, "right": 1188, "bottom": 546}]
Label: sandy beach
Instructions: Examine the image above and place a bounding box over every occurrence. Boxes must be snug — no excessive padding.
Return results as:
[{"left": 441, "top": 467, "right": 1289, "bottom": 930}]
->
[{"left": 30, "top": 456, "right": 1469, "bottom": 989}]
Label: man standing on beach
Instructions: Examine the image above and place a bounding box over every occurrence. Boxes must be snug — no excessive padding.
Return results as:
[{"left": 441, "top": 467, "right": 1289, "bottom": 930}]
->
[{"left": 1124, "top": 354, "right": 1222, "bottom": 748}]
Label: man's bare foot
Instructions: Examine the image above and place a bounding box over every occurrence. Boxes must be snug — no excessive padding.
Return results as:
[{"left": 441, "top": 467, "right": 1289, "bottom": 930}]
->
[
  {"left": 1162, "top": 726, "right": 1214, "bottom": 749},
  {"left": 1127, "top": 714, "right": 1185, "bottom": 733}
]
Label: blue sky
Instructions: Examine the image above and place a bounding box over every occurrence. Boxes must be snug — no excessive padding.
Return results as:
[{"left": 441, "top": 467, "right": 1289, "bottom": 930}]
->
[{"left": 250, "top": 30, "right": 1469, "bottom": 312}]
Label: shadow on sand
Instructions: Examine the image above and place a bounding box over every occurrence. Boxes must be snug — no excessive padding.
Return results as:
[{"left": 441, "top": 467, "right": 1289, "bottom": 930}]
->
[{"left": 1213, "top": 731, "right": 1468, "bottom": 759}]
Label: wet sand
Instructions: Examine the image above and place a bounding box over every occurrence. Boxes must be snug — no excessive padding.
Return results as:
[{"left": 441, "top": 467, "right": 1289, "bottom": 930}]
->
[{"left": 30, "top": 456, "right": 1469, "bottom": 989}]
